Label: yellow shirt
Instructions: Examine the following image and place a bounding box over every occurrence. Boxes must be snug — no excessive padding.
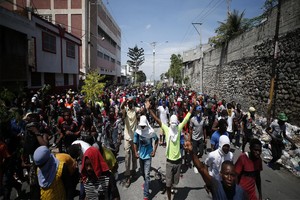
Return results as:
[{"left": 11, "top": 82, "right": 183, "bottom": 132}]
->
[
  {"left": 40, "top": 161, "right": 66, "bottom": 200},
  {"left": 55, "top": 153, "right": 76, "bottom": 175},
  {"left": 102, "top": 146, "right": 117, "bottom": 171}
]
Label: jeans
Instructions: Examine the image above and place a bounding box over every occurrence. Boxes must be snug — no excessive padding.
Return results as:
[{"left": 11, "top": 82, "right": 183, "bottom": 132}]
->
[
  {"left": 139, "top": 158, "right": 151, "bottom": 198},
  {"left": 192, "top": 138, "right": 204, "bottom": 157},
  {"left": 234, "top": 130, "right": 241, "bottom": 147}
]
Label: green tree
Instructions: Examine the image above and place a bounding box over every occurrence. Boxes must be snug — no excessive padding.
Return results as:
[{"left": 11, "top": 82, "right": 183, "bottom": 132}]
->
[
  {"left": 167, "top": 54, "right": 183, "bottom": 84},
  {"left": 209, "top": 9, "right": 248, "bottom": 47},
  {"left": 136, "top": 70, "right": 146, "bottom": 83},
  {"left": 160, "top": 73, "right": 165, "bottom": 81},
  {"left": 80, "top": 70, "right": 106, "bottom": 105},
  {"left": 127, "top": 45, "right": 145, "bottom": 84}
]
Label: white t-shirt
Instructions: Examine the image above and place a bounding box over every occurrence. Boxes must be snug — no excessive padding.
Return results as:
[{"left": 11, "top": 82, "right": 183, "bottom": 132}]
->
[
  {"left": 157, "top": 106, "right": 169, "bottom": 124},
  {"left": 72, "top": 140, "right": 91, "bottom": 154},
  {"left": 227, "top": 110, "right": 235, "bottom": 133}
]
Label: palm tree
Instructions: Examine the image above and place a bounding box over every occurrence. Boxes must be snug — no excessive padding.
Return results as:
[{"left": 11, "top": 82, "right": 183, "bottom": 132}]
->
[{"left": 209, "top": 9, "right": 247, "bottom": 46}]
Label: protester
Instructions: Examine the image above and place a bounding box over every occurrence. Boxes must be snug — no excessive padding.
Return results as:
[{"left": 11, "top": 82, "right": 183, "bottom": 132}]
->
[
  {"left": 157, "top": 100, "right": 170, "bottom": 146},
  {"left": 210, "top": 119, "right": 229, "bottom": 150},
  {"left": 241, "top": 107, "right": 256, "bottom": 152},
  {"left": 184, "top": 140, "right": 248, "bottom": 200},
  {"left": 235, "top": 138, "right": 263, "bottom": 200},
  {"left": 146, "top": 97, "right": 196, "bottom": 200},
  {"left": 81, "top": 146, "right": 120, "bottom": 200},
  {"left": 133, "top": 115, "right": 158, "bottom": 200},
  {"left": 33, "top": 146, "right": 70, "bottom": 200},
  {"left": 55, "top": 152, "right": 80, "bottom": 199},
  {"left": 205, "top": 135, "right": 233, "bottom": 180},
  {"left": 56, "top": 109, "right": 79, "bottom": 152},
  {"left": 233, "top": 103, "right": 243, "bottom": 148},
  {"left": 266, "top": 112, "right": 297, "bottom": 168},
  {"left": 189, "top": 105, "right": 206, "bottom": 158},
  {"left": 226, "top": 103, "right": 235, "bottom": 143},
  {"left": 121, "top": 97, "right": 141, "bottom": 187}
]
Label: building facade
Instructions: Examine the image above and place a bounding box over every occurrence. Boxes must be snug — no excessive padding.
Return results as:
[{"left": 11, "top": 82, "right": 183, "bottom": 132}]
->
[
  {"left": 0, "top": 6, "right": 81, "bottom": 92},
  {"left": 1, "top": 0, "right": 121, "bottom": 85},
  {"left": 30, "top": 0, "right": 121, "bottom": 83}
]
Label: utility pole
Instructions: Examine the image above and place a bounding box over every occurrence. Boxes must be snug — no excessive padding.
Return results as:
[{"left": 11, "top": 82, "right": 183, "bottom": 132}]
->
[
  {"left": 226, "top": 0, "right": 231, "bottom": 15},
  {"left": 267, "top": 0, "right": 281, "bottom": 125},
  {"left": 192, "top": 23, "right": 202, "bottom": 49},
  {"left": 192, "top": 22, "right": 203, "bottom": 92},
  {"left": 141, "top": 41, "right": 168, "bottom": 85}
]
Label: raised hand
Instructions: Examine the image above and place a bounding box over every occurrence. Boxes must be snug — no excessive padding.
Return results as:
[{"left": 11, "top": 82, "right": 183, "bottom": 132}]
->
[
  {"left": 145, "top": 99, "right": 151, "bottom": 110},
  {"left": 184, "top": 140, "right": 193, "bottom": 152}
]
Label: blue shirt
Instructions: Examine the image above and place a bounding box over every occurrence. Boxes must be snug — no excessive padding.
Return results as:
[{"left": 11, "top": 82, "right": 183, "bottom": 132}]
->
[
  {"left": 210, "top": 131, "right": 229, "bottom": 150},
  {"left": 133, "top": 132, "right": 158, "bottom": 160},
  {"left": 211, "top": 177, "right": 248, "bottom": 200}
]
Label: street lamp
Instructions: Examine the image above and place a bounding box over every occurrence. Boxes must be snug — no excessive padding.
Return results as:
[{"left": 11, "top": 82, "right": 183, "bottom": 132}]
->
[{"left": 141, "top": 41, "right": 168, "bottom": 85}]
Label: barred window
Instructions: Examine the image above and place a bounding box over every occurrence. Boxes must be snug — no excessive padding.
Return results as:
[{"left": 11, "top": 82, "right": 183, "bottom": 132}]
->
[
  {"left": 66, "top": 41, "right": 75, "bottom": 58},
  {"left": 42, "top": 32, "right": 56, "bottom": 53}
]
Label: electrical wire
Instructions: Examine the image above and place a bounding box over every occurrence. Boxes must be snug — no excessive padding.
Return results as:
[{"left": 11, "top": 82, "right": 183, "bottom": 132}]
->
[
  {"left": 180, "top": 0, "right": 220, "bottom": 45},
  {"left": 198, "top": 0, "right": 226, "bottom": 22}
]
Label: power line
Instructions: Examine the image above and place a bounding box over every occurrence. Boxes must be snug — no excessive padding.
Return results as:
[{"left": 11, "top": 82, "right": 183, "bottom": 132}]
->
[
  {"left": 180, "top": 0, "right": 218, "bottom": 44},
  {"left": 192, "top": 0, "right": 219, "bottom": 23},
  {"left": 198, "top": 0, "right": 226, "bottom": 22}
]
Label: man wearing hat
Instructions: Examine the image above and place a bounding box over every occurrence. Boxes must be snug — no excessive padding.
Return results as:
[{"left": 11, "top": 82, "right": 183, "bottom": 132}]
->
[
  {"left": 241, "top": 107, "right": 256, "bottom": 153},
  {"left": 133, "top": 115, "right": 158, "bottom": 200},
  {"left": 267, "top": 112, "right": 296, "bottom": 167}
]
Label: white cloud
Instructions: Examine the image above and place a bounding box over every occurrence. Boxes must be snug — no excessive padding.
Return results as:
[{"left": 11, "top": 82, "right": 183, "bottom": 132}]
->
[{"left": 145, "top": 24, "right": 151, "bottom": 29}]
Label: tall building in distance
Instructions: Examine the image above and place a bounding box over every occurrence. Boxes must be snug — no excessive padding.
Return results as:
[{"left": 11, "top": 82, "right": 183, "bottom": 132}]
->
[{"left": 17, "top": 0, "right": 121, "bottom": 84}]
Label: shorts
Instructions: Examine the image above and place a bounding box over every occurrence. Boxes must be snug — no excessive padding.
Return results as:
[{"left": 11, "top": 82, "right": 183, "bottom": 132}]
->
[{"left": 165, "top": 159, "right": 181, "bottom": 187}]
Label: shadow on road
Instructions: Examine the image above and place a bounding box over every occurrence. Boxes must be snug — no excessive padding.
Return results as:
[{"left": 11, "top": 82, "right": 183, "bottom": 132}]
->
[{"left": 172, "top": 186, "right": 207, "bottom": 200}]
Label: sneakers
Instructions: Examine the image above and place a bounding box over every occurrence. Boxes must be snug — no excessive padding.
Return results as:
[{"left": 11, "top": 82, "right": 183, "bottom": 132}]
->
[
  {"left": 143, "top": 198, "right": 149, "bottom": 200},
  {"left": 125, "top": 178, "right": 131, "bottom": 188}
]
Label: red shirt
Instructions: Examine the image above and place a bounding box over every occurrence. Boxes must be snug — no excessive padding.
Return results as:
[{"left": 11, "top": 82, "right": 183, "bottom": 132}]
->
[{"left": 235, "top": 153, "right": 262, "bottom": 200}]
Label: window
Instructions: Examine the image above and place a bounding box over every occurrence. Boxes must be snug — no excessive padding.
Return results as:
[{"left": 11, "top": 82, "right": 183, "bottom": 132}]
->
[
  {"left": 42, "top": 32, "right": 56, "bottom": 53},
  {"left": 66, "top": 41, "right": 75, "bottom": 58},
  {"left": 104, "top": 54, "right": 110, "bottom": 61},
  {"left": 110, "top": 58, "right": 115, "bottom": 63},
  {"left": 97, "top": 51, "right": 103, "bottom": 58}
]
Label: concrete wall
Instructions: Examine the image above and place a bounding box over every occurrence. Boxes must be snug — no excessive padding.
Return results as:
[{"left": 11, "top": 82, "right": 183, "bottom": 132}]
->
[{"left": 198, "top": 0, "right": 300, "bottom": 126}]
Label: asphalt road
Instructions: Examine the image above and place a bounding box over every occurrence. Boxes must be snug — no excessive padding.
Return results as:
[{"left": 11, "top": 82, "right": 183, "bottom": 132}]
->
[
  {"left": 4, "top": 127, "right": 300, "bottom": 200},
  {"left": 116, "top": 128, "right": 300, "bottom": 200}
]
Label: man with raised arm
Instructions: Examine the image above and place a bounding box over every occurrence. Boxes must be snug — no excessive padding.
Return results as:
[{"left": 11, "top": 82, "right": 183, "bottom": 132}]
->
[
  {"left": 145, "top": 97, "right": 196, "bottom": 200},
  {"left": 184, "top": 140, "right": 248, "bottom": 200}
]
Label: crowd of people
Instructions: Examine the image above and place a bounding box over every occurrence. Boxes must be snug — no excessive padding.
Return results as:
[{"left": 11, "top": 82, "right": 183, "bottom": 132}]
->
[{"left": 0, "top": 84, "right": 296, "bottom": 200}]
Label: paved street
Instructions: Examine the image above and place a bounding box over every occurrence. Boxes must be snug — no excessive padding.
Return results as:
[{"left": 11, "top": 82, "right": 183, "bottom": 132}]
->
[
  {"left": 4, "top": 128, "right": 300, "bottom": 200},
  {"left": 116, "top": 128, "right": 300, "bottom": 200}
]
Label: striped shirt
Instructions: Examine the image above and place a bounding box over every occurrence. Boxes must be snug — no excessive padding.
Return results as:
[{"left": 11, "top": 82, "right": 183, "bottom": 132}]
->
[{"left": 83, "top": 171, "right": 119, "bottom": 200}]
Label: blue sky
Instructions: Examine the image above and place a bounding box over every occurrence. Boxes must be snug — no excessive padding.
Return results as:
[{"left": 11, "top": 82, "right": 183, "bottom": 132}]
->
[{"left": 105, "top": 0, "right": 266, "bottom": 81}]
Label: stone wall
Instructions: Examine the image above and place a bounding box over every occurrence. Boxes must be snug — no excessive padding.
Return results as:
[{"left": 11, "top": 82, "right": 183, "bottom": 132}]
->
[{"left": 199, "top": 0, "right": 300, "bottom": 126}]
